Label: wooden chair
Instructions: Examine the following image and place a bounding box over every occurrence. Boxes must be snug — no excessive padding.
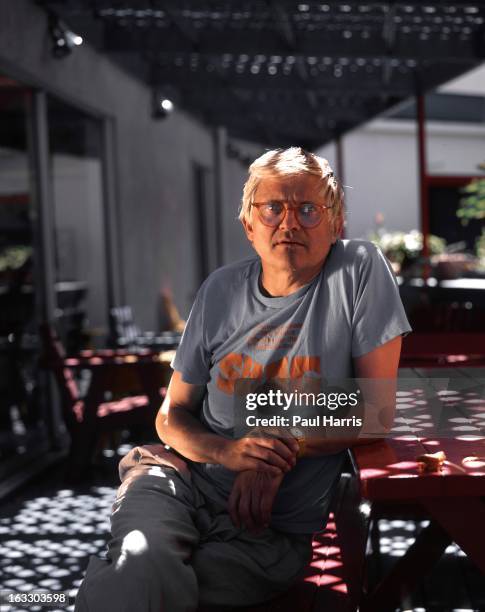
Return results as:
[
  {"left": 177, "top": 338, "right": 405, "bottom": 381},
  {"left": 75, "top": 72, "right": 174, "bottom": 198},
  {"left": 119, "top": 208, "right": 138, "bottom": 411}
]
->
[
  {"left": 109, "top": 305, "right": 141, "bottom": 347},
  {"left": 40, "top": 323, "right": 169, "bottom": 479},
  {"left": 109, "top": 305, "right": 182, "bottom": 350}
]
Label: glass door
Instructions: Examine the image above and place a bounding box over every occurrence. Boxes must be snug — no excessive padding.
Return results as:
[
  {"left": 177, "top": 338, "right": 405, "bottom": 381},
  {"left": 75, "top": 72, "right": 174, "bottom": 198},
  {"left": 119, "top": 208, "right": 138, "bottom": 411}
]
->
[
  {"left": 47, "top": 96, "right": 108, "bottom": 352},
  {"left": 0, "top": 76, "right": 47, "bottom": 467}
]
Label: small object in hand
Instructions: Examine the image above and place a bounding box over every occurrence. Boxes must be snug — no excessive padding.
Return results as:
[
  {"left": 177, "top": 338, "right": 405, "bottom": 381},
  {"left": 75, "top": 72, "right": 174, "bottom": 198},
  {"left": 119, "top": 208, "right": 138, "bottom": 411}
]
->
[{"left": 416, "top": 451, "right": 446, "bottom": 473}]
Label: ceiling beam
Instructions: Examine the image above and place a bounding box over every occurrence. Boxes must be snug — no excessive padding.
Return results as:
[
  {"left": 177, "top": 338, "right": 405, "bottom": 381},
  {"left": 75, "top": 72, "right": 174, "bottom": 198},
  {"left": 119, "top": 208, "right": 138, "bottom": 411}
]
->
[
  {"left": 182, "top": 52, "right": 277, "bottom": 146},
  {"left": 150, "top": 67, "right": 416, "bottom": 91},
  {"left": 198, "top": 106, "right": 373, "bottom": 124},
  {"left": 150, "top": 58, "right": 473, "bottom": 92},
  {"left": 41, "top": 1, "right": 485, "bottom": 11},
  {"left": 268, "top": 1, "right": 325, "bottom": 130},
  {"left": 382, "top": 2, "right": 397, "bottom": 85},
  {"left": 36, "top": 0, "right": 485, "bottom": 149},
  {"left": 102, "top": 28, "right": 481, "bottom": 62},
  {"left": 163, "top": 5, "right": 199, "bottom": 47}
]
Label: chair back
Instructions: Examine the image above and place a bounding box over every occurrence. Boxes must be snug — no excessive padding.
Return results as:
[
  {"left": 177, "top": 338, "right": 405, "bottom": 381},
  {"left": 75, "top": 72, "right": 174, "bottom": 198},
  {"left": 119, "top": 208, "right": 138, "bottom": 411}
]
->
[
  {"left": 39, "top": 323, "right": 80, "bottom": 421},
  {"left": 109, "top": 305, "right": 141, "bottom": 347}
]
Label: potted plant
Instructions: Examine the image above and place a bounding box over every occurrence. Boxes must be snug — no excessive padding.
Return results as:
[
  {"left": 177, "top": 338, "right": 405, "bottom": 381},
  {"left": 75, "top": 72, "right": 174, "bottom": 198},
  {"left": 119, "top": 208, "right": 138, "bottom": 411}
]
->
[{"left": 458, "top": 177, "right": 485, "bottom": 272}]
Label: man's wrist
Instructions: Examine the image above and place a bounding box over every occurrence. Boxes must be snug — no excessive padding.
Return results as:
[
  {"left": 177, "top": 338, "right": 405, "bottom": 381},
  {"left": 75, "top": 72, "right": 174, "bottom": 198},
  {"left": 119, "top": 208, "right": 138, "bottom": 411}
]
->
[
  {"left": 212, "top": 436, "right": 231, "bottom": 466},
  {"left": 289, "top": 427, "right": 306, "bottom": 459}
]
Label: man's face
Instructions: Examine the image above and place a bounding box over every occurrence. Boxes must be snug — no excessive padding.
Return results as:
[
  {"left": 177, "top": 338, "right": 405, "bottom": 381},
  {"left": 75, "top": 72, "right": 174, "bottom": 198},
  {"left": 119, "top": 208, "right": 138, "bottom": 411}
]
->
[{"left": 242, "top": 174, "right": 341, "bottom": 274}]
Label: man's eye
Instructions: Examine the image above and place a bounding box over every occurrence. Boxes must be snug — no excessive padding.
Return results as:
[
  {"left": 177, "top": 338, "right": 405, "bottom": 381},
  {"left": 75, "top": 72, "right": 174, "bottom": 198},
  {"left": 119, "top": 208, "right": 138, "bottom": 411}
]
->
[
  {"left": 264, "top": 201, "right": 283, "bottom": 214},
  {"left": 300, "top": 202, "right": 318, "bottom": 215}
]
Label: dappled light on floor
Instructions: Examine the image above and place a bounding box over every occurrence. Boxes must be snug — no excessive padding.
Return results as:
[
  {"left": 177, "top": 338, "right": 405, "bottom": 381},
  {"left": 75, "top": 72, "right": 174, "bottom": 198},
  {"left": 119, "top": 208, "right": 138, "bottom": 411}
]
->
[
  {"left": 303, "top": 513, "right": 350, "bottom": 597},
  {"left": 0, "top": 486, "right": 114, "bottom": 611}
]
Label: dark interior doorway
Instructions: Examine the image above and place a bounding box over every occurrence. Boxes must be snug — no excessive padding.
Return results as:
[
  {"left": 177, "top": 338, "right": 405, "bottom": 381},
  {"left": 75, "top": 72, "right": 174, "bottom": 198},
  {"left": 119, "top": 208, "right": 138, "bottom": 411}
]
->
[{"left": 428, "top": 176, "right": 484, "bottom": 253}]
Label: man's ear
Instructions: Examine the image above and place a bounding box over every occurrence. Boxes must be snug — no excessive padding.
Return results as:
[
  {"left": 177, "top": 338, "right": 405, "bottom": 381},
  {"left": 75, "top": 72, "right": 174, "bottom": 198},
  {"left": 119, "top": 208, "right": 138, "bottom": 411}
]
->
[
  {"left": 332, "top": 212, "right": 344, "bottom": 243},
  {"left": 242, "top": 217, "right": 254, "bottom": 243}
]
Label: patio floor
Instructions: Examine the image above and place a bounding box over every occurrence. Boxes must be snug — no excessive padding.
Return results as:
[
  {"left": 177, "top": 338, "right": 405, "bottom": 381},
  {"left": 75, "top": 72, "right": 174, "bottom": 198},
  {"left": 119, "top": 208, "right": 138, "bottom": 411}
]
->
[{"left": 1, "top": 444, "right": 484, "bottom": 612}]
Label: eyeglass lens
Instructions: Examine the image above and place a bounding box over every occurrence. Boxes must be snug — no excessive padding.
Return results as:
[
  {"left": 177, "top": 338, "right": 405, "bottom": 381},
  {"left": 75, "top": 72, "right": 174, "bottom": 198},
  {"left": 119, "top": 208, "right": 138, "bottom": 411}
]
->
[{"left": 258, "top": 201, "right": 323, "bottom": 227}]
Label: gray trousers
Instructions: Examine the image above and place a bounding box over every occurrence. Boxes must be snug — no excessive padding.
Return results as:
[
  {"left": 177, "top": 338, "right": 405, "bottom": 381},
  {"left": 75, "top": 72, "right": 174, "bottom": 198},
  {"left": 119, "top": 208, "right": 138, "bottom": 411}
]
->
[{"left": 75, "top": 446, "right": 313, "bottom": 612}]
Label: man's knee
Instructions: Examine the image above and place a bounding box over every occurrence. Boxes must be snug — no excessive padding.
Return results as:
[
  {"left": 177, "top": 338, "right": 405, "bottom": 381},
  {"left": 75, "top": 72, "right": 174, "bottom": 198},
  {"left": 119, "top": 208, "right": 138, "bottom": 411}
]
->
[{"left": 107, "top": 527, "right": 191, "bottom": 573}]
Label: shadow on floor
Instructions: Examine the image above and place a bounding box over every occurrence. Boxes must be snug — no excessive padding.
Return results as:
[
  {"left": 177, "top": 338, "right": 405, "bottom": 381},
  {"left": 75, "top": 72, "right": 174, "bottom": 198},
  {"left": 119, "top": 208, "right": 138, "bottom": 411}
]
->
[{"left": 1, "top": 443, "right": 484, "bottom": 612}]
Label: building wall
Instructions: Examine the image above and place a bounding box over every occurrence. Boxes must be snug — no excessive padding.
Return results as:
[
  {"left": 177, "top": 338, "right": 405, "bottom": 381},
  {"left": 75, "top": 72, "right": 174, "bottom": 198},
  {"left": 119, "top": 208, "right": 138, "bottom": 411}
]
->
[
  {"left": 221, "top": 139, "right": 266, "bottom": 265},
  {"left": 317, "top": 118, "right": 485, "bottom": 240},
  {"left": 439, "top": 62, "right": 485, "bottom": 97},
  {"left": 0, "top": 0, "right": 257, "bottom": 330},
  {"left": 339, "top": 120, "right": 420, "bottom": 239},
  {"left": 315, "top": 61, "right": 485, "bottom": 241}
]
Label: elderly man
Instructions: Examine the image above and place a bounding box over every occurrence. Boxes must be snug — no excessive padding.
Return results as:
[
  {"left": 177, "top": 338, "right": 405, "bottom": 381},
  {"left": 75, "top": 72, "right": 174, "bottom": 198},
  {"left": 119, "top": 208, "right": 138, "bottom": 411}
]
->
[{"left": 76, "top": 148, "right": 411, "bottom": 611}]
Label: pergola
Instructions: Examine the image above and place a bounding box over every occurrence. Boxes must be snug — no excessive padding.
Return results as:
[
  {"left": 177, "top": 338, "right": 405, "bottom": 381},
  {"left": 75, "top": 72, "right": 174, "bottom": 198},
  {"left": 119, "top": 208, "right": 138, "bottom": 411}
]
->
[{"left": 37, "top": 1, "right": 485, "bottom": 149}]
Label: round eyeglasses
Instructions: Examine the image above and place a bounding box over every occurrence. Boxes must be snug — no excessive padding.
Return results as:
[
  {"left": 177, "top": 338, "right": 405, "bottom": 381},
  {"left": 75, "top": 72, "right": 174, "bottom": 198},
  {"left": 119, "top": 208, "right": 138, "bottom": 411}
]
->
[{"left": 251, "top": 200, "right": 334, "bottom": 229}]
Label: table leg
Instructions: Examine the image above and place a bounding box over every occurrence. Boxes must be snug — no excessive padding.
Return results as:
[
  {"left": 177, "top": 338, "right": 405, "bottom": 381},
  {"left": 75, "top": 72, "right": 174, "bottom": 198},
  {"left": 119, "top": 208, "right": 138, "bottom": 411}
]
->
[
  {"left": 423, "top": 497, "right": 485, "bottom": 574},
  {"left": 361, "top": 519, "right": 451, "bottom": 612},
  {"left": 67, "top": 369, "right": 106, "bottom": 479},
  {"left": 336, "top": 475, "right": 370, "bottom": 610}
]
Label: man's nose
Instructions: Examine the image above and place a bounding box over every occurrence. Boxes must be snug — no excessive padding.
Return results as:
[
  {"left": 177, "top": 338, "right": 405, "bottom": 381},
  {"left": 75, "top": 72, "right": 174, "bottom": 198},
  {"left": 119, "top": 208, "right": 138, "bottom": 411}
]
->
[{"left": 279, "top": 206, "right": 300, "bottom": 230}]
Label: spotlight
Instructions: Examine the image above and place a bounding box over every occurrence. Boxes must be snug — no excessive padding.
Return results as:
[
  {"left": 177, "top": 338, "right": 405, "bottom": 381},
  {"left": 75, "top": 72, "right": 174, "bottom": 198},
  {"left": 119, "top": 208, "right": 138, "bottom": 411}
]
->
[
  {"left": 49, "top": 13, "right": 83, "bottom": 59},
  {"left": 152, "top": 90, "right": 175, "bottom": 119},
  {"left": 66, "top": 31, "right": 83, "bottom": 47},
  {"left": 160, "top": 99, "right": 174, "bottom": 112}
]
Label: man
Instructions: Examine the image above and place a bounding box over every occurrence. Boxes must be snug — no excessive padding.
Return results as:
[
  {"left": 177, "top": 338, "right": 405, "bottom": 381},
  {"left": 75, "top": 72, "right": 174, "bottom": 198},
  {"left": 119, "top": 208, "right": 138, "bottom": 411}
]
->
[{"left": 76, "top": 147, "right": 411, "bottom": 611}]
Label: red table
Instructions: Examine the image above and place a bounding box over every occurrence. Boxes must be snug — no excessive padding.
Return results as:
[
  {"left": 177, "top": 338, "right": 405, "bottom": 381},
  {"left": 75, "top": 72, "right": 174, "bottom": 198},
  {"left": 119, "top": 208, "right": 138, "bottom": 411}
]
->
[
  {"left": 352, "top": 367, "right": 485, "bottom": 611},
  {"left": 63, "top": 348, "right": 175, "bottom": 416}
]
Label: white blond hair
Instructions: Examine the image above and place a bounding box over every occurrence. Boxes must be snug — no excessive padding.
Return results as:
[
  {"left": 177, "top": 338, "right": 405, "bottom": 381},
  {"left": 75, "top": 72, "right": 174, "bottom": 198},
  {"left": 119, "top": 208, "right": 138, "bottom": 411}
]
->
[{"left": 239, "top": 147, "right": 344, "bottom": 234}]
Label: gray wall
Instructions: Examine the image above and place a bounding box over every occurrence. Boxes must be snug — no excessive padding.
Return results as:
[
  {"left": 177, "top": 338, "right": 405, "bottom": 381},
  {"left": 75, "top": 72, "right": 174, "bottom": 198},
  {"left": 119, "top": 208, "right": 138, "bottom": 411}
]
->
[
  {"left": 0, "top": 0, "right": 259, "bottom": 330},
  {"left": 221, "top": 138, "right": 266, "bottom": 264}
]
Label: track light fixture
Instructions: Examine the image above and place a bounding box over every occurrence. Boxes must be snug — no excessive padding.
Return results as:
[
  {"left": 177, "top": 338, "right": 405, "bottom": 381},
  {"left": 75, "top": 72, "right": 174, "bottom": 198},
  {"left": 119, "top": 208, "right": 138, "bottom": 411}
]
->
[
  {"left": 49, "top": 13, "right": 83, "bottom": 59},
  {"left": 152, "top": 89, "right": 176, "bottom": 119}
]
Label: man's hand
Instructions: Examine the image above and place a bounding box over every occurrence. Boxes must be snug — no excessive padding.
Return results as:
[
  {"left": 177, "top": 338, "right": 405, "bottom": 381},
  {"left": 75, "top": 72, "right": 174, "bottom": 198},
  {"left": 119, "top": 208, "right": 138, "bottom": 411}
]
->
[
  {"left": 156, "top": 373, "right": 298, "bottom": 474},
  {"left": 228, "top": 470, "right": 285, "bottom": 534},
  {"left": 219, "top": 434, "right": 298, "bottom": 475}
]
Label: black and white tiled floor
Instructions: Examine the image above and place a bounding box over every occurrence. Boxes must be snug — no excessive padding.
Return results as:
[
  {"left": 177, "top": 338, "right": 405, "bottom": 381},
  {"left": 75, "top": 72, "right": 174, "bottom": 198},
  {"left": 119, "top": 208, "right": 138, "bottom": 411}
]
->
[
  {"left": 1, "top": 452, "right": 484, "bottom": 612},
  {"left": 0, "top": 482, "right": 114, "bottom": 611},
  {"left": 0, "top": 441, "right": 129, "bottom": 612}
]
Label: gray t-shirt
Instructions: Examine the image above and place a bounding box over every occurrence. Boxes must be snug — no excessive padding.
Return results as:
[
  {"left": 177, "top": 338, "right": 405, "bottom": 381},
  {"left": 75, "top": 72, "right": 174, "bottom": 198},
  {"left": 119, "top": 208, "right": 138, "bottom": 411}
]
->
[{"left": 172, "top": 239, "right": 412, "bottom": 533}]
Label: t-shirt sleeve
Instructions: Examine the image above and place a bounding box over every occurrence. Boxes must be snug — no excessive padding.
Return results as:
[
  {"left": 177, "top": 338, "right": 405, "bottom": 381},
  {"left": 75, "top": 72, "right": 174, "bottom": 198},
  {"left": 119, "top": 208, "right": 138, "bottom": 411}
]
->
[
  {"left": 171, "top": 284, "right": 211, "bottom": 385},
  {"left": 351, "top": 244, "right": 412, "bottom": 358}
]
